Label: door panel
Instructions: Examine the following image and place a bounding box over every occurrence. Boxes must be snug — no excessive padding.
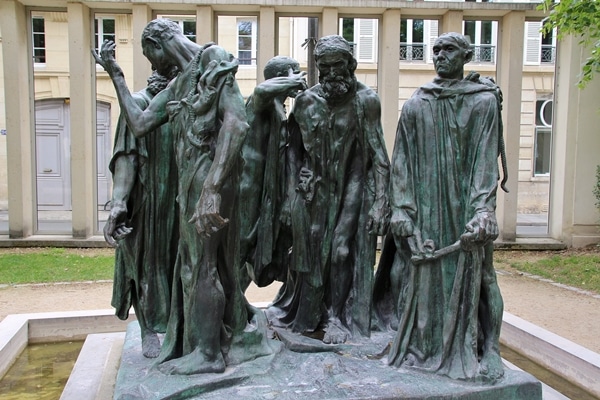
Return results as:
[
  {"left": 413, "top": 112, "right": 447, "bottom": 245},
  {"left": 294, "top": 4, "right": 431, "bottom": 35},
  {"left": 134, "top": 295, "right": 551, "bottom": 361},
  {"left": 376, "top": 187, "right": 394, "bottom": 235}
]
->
[
  {"left": 96, "top": 102, "right": 111, "bottom": 208},
  {"left": 35, "top": 100, "right": 71, "bottom": 210},
  {"left": 35, "top": 99, "right": 112, "bottom": 212}
]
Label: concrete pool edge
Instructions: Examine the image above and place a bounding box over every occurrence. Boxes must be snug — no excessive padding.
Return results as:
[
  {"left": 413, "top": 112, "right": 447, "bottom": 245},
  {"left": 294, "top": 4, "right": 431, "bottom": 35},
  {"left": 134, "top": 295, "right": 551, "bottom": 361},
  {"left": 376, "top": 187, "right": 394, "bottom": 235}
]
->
[{"left": 1, "top": 309, "right": 598, "bottom": 399}]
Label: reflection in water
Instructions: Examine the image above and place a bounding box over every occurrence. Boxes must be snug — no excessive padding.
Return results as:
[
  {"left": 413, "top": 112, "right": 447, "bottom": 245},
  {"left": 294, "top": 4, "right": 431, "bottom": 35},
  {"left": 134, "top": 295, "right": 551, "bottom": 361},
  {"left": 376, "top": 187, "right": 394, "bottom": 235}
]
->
[
  {"left": 0, "top": 341, "right": 83, "bottom": 400},
  {"left": 501, "top": 345, "right": 599, "bottom": 400}
]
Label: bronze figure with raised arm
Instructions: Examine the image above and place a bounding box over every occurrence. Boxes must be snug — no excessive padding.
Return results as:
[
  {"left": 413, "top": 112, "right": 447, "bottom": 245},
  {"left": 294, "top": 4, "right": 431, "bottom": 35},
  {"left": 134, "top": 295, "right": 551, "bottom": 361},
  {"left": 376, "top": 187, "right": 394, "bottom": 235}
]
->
[
  {"left": 239, "top": 56, "right": 307, "bottom": 289},
  {"left": 94, "top": 18, "right": 277, "bottom": 375}
]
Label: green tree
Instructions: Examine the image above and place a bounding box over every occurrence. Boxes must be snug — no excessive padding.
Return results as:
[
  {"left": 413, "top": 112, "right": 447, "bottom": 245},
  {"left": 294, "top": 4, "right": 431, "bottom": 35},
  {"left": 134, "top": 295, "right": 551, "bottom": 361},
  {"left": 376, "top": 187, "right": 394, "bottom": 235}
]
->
[{"left": 539, "top": 0, "right": 600, "bottom": 88}]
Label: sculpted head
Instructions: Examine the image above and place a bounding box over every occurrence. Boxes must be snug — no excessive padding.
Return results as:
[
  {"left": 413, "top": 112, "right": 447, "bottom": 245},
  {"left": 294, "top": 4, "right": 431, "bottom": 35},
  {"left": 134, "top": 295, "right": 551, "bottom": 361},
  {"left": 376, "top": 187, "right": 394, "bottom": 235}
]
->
[
  {"left": 314, "top": 35, "right": 358, "bottom": 101},
  {"left": 141, "top": 19, "right": 181, "bottom": 76},
  {"left": 432, "top": 32, "right": 473, "bottom": 80},
  {"left": 263, "top": 56, "right": 300, "bottom": 80}
]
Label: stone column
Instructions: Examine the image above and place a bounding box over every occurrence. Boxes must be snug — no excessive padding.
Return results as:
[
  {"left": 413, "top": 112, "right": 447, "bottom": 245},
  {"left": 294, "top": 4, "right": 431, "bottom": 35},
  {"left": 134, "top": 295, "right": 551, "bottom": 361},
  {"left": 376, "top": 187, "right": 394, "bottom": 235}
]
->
[
  {"left": 441, "top": 10, "right": 463, "bottom": 34},
  {"left": 132, "top": 5, "right": 153, "bottom": 92},
  {"left": 321, "top": 8, "right": 338, "bottom": 37},
  {"left": 0, "top": 0, "right": 35, "bottom": 238},
  {"left": 378, "top": 9, "right": 401, "bottom": 156},
  {"left": 257, "top": 7, "right": 276, "bottom": 85},
  {"left": 68, "top": 2, "right": 96, "bottom": 238},
  {"left": 196, "top": 6, "right": 214, "bottom": 45},
  {"left": 549, "top": 35, "right": 600, "bottom": 247},
  {"left": 496, "top": 11, "right": 525, "bottom": 241}
]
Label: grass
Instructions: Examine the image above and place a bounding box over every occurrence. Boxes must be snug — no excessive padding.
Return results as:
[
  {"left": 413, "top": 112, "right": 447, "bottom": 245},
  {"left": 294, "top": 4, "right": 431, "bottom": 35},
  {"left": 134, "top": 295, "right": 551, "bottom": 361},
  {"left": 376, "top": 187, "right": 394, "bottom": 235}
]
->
[
  {"left": 494, "top": 250, "right": 600, "bottom": 295},
  {"left": 0, "top": 247, "right": 599, "bottom": 296},
  {"left": 0, "top": 248, "right": 114, "bottom": 285}
]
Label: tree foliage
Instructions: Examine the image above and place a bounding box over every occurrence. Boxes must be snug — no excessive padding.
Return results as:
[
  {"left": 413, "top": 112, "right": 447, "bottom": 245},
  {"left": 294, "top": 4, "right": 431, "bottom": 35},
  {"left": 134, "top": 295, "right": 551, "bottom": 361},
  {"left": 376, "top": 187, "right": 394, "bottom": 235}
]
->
[{"left": 539, "top": 0, "right": 600, "bottom": 88}]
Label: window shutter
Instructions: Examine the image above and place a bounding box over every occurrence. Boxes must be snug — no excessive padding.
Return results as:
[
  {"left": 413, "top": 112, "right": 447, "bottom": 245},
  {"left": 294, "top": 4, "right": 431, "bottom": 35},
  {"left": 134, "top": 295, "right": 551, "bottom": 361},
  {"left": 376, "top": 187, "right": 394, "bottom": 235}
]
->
[
  {"left": 355, "top": 19, "right": 377, "bottom": 63},
  {"left": 524, "top": 21, "right": 542, "bottom": 65},
  {"left": 427, "top": 20, "right": 438, "bottom": 64}
]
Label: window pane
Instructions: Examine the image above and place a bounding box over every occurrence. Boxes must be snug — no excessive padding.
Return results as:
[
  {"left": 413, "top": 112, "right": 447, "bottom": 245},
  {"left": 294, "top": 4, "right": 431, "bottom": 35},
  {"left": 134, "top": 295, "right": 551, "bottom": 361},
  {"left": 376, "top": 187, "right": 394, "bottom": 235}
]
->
[
  {"left": 412, "top": 19, "right": 424, "bottom": 43},
  {"left": 33, "top": 49, "right": 45, "bottom": 63},
  {"left": 238, "top": 36, "right": 252, "bottom": 50},
  {"left": 103, "top": 19, "right": 115, "bottom": 34},
  {"left": 342, "top": 18, "right": 354, "bottom": 43},
  {"left": 534, "top": 128, "right": 551, "bottom": 175},
  {"left": 238, "top": 21, "right": 252, "bottom": 36},
  {"left": 32, "top": 18, "right": 45, "bottom": 33},
  {"left": 535, "top": 100, "right": 553, "bottom": 126},
  {"left": 400, "top": 19, "right": 407, "bottom": 43},
  {"left": 464, "top": 21, "right": 476, "bottom": 44},
  {"left": 33, "top": 34, "right": 45, "bottom": 48},
  {"left": 183, "top": 21, "right": 196, "bottom": 37},
  {"left": 238, "top": 50, "right": 252, "bottom": 64},
  {"left": 481, "top": 21, "right": 492, "bottom": 45}
]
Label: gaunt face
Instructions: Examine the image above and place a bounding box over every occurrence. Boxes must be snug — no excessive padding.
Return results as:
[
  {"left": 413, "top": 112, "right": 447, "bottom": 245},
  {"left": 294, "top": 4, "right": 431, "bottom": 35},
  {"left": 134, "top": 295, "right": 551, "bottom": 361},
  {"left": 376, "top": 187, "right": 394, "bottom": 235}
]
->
[{"left": 432, "top": 37, "right": 468, "bottom": 80}]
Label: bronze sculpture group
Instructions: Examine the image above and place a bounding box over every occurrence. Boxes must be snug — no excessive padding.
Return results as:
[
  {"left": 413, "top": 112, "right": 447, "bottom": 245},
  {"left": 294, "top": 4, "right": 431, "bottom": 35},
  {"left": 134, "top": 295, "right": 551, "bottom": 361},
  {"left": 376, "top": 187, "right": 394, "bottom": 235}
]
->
[{"left": 97, "top": 20, "right": 506, "bottom": 384}]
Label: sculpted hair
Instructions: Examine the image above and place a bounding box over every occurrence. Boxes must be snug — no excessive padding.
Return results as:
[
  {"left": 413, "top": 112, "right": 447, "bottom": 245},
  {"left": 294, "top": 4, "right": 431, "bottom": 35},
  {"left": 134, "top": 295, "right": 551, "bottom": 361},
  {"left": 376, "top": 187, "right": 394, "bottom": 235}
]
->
[
  {"left": 263, "top": 56, "right": 300, "bottom": 80},
  {"left": 314, "top": 35, "right": 357, "bottom": 74},
  {"left": 142, "top": 18, "right": 182, "bottom": 43}
]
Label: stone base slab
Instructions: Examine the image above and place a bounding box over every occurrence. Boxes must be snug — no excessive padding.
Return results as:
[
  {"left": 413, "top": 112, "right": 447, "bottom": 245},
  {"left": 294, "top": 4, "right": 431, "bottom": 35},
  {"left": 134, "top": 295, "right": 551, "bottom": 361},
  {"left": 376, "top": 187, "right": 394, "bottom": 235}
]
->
[{"left": 114, "top": 322, "right": 541, "bottom": 400}]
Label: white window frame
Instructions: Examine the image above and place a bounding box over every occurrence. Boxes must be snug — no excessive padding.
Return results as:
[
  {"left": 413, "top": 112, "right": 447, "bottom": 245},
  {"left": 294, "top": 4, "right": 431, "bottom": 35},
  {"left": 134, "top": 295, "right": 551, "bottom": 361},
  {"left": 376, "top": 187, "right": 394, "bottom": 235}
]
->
[
  {"left": 401, "top": 18, "right": 428, "bottom": 63},
  {"left": 524, "top": 21, "right": 557, "bottom": 66},
  {"left": 463, "top": 20, "right": 497, "bottom": 64},
  {"left": 95, "top": 17, "right": 116, "bottom": 53},
  {"left": 354, "top": 18, "right": 378, "bottom": 63},
  {"left": 237, "top": 17, "right": 257, "bottom": 66},
  {"left": 157, "top": 15, "right": 197, "bottom": 43},
  {"left": 534, "top": 98, "right": 553, "bottom": 177},
  {"left": 338, "top": 18, "right": 378, "bottom": 63},
  {"left": 32, "top": 15, "right": 46, "bottom": 65}
]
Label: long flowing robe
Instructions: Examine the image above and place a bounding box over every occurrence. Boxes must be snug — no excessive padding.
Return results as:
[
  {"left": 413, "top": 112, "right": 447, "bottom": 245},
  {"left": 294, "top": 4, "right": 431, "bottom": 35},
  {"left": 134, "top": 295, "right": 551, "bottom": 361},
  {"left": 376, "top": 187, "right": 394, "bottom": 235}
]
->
[
  {"left": 110, "top": 89, "right": 178, "bottom": 333},
  {"left": 268, "top": 82, "right": 389, "bottom": 338},
  {"left": 238, "top": 94, "right": 291, "bottom": 287},
  {"left": 157, "top": 47, "right": 276, "bottom": 369},
  {"left": 383, "top": 78, "right": 501, "bottom": 380}
]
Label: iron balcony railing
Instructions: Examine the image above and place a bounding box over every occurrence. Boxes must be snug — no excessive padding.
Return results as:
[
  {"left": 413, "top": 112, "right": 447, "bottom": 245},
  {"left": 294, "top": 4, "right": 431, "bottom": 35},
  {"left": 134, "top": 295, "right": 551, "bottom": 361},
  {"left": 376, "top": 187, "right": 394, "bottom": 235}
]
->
[
  {"left": 400, "top": 43, "right": 426, "bottom": 61},
  {"left": 541, "top": 45, "right": 556, "bottom": 64},
  {"left": 470, "top": 44, "right": 495, "bottom": 63}
]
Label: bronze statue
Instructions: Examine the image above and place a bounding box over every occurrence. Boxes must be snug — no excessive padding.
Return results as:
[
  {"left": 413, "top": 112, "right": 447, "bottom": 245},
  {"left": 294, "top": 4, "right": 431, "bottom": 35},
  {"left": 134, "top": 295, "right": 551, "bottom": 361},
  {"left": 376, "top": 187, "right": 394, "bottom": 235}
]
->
[
  {"left": 94, "top": 18, "right": 277, "bottom": 375},
  {"left": 375, "top": 32, "right": 505, "bottom": 380},
  {"left": 104, "top": 69, "right": 179, "bottom": 358},
  {"left": 266, "top": 35, "right": 390, "bottom": 345},
  {"left": 239, "top": 56, "right": 307, "bottom": 289}
]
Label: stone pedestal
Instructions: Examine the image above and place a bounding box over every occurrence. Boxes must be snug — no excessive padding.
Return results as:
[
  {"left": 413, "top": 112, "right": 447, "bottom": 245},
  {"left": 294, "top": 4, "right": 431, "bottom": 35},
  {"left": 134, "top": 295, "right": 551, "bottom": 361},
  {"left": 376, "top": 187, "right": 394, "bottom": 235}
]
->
[{"left": 114, "top": 322, "right": 542, "bottom": 399}]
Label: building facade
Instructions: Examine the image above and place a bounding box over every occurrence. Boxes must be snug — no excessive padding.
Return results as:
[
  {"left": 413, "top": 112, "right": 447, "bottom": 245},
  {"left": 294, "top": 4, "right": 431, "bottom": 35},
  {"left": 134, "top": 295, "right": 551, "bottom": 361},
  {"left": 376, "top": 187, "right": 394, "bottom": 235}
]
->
[{"left": 0, "top": 0, "right": 598, "bottom": 246}]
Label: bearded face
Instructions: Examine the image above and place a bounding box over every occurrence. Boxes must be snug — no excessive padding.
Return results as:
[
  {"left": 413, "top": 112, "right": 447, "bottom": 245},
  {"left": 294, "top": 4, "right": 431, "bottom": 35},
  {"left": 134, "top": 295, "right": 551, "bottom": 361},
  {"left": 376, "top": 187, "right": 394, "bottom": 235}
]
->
[{"left": 320, "top": 70, "right": 356, "bottom": 100}]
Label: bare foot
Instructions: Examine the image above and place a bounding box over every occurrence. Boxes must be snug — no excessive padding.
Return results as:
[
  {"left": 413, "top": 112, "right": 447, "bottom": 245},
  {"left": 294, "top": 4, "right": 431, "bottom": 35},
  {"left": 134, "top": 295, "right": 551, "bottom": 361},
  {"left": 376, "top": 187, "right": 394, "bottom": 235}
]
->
[
  {"left": 141, "top": 332, "right": 161, "bottom": 358},
  {"left": 478, "top": 350, "right": 505, "bottom": 380},
  {"left": 323, "top": 319, "right": 350, "bottom": 344},
  {"left": 157, "top": 348, "right": 226, "bottom": 375}
]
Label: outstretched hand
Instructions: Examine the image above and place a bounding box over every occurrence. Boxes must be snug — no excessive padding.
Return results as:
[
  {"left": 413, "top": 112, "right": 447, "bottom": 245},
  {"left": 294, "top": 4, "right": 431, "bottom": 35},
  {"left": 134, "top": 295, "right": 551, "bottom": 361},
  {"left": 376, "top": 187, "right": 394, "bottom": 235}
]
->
[{"left": 91, "top": 40, "right": 119, "bottom": 75}]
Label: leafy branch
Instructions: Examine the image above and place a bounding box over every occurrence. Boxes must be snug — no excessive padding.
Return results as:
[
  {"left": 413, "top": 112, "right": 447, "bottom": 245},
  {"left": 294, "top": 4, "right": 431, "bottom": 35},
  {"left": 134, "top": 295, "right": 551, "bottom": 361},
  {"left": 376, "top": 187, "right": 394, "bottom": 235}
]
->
[{"left": 539, "top": 0, "right": 600, "bottom": 88}]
